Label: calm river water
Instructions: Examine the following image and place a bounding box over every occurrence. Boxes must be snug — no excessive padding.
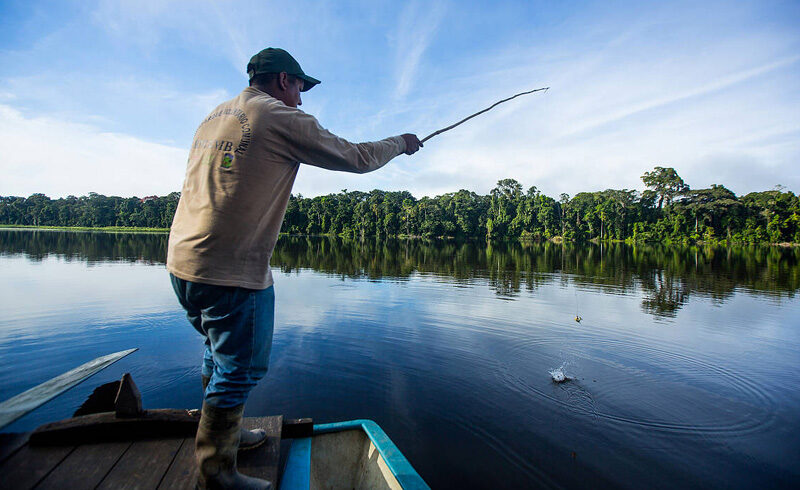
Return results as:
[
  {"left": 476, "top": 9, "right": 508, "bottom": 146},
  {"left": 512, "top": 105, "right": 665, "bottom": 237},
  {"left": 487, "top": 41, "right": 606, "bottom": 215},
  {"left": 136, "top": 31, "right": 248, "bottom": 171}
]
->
[{"left": 1, "top": 229, "right": 798, "bottom": 489}]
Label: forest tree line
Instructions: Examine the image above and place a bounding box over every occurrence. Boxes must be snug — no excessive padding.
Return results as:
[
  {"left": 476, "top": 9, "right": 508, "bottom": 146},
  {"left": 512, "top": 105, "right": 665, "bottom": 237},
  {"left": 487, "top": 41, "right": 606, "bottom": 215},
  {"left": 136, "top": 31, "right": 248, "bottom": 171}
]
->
[{"left": 1, "top": 167, "right": 799, "bottom": 244}]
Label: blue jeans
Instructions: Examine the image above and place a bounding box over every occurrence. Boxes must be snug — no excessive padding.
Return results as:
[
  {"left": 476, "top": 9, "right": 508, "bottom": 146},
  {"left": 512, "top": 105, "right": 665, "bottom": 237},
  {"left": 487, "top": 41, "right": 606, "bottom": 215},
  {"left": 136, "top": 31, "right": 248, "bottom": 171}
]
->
[{"left": 170, "top": 274, "right": 275, "bottom": 408}]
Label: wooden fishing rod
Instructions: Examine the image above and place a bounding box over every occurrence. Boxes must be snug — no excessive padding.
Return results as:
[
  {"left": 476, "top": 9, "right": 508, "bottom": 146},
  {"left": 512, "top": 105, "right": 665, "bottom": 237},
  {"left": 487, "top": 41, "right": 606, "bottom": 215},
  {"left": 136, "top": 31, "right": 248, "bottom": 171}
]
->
[{"left": 421, "top": 86, "right": 549, "bottom": 143}]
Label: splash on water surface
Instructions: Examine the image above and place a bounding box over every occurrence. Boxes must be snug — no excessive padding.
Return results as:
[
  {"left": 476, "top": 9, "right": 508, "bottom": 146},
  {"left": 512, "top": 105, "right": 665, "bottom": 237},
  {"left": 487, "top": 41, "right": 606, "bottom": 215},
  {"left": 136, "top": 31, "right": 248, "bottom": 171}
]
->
[{"left": 549, "top": 362, "right": 572, "bottom": 383}]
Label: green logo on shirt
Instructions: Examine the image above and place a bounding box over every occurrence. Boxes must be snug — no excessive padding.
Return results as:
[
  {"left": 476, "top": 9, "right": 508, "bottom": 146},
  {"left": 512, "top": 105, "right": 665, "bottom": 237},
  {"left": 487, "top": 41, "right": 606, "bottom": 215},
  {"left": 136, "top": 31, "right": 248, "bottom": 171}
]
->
[{"left": 221, "top": 153, "right": 234, "bottom": 168}]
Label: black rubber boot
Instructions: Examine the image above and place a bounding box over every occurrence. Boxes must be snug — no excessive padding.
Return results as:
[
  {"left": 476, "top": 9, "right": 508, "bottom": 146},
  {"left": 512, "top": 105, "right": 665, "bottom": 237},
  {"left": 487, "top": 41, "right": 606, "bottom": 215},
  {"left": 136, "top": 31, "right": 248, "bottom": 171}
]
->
[
  {"left": 195, "top": 402, "right": 272, "bottom": 489},
  {"left": 202, "top": 376, "right": 267, "bottom": 451}
]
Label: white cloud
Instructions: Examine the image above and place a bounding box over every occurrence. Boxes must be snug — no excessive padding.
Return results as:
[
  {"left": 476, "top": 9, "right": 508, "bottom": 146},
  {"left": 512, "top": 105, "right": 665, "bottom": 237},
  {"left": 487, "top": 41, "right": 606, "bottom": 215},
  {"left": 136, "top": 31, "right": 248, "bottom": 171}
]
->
[
  {"left": 0, "top": 72, "right": 231, "bottom": 146},
  {"left": 0, "top": 105, "right": 186, "bottom": 197}
]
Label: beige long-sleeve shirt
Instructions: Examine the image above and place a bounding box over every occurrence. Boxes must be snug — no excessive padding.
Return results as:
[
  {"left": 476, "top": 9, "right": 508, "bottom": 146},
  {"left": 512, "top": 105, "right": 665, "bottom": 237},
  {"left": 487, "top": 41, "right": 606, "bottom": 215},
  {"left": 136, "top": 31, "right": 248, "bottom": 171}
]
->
[{"left": 167, "top": 87, "right": 406, "bottom": 289}]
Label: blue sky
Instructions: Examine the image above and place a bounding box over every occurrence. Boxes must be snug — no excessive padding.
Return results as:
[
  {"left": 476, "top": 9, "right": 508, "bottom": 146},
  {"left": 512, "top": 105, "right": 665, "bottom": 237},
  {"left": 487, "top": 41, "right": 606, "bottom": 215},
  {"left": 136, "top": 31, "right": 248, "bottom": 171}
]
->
[{"left": 1, "top": 0, "right": 798, "bottom": 198}]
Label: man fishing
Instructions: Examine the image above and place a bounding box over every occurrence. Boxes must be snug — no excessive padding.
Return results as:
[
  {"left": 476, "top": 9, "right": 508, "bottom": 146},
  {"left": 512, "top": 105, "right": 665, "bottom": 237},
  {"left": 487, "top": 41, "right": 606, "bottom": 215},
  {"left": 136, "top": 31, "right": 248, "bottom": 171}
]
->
[{"left": 166, "top": 47, "right": 421, "bottom": 489}]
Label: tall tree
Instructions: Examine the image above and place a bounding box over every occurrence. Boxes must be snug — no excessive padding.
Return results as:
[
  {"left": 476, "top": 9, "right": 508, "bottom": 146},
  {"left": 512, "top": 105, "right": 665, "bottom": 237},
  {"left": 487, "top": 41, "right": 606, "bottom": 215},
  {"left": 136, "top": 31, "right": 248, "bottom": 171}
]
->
[{"left": 641, "top": 166, "right": 689, "bottom": 209}]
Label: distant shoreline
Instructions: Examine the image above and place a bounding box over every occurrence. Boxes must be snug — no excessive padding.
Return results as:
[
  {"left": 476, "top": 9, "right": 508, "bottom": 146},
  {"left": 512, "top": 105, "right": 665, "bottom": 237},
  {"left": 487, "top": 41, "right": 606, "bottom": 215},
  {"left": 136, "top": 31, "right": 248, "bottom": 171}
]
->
[
  {"left": 0, "top": 225, "right": 169, "bottom": 233},
  {"left": 3, "top": 173, "right": 799, "bottom": 244},
  {"left": 1, "top": 225, "right": 798, "bottom": 246}
]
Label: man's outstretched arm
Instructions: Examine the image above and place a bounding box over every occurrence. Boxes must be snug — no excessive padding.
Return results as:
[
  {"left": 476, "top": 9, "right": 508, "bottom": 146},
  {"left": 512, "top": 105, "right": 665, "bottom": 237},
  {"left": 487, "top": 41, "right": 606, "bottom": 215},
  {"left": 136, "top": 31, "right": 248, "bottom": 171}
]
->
[{"left": 272, "top": 106, "right": 421, "bottom": 173}]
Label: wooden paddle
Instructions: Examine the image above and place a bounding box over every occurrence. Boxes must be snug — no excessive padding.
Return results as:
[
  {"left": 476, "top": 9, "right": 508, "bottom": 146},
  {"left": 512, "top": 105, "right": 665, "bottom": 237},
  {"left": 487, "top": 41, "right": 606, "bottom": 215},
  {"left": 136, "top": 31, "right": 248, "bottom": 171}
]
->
[{"left": 0, "top": 348, "right": 137, "bottom": 429}]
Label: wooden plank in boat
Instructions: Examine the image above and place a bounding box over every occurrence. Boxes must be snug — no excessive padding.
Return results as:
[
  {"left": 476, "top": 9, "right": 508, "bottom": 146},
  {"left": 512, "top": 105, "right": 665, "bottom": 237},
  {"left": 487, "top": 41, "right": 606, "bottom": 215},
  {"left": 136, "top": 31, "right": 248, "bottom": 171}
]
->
[
  {"left": 96, "top": 437, "right": 182, "bottom": 490},
  {"left": 0, "top": 432, "right": 30, "bottom": 464},
  {"left": 36, "top": 441, "right": 132, "bottom": 490},
  {"left": 0, "top": 443, "right": 74, "bottom": 490},
  {"left": 30, "top": 409, "right": 199, "bottom": 445},
  {"left": 157, "top": 438, "right": 197, "bottom": 490},
  {"left": 238, "top": 415, "right": 283, "bottom": 484}
]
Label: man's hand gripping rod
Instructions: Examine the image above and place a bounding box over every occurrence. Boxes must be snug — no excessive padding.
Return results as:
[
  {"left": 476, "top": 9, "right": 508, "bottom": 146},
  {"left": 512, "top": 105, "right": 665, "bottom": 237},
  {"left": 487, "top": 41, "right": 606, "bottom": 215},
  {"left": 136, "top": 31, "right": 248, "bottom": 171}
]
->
[{"left": 421, "top": 87, "right": 549, "bottom": 144}]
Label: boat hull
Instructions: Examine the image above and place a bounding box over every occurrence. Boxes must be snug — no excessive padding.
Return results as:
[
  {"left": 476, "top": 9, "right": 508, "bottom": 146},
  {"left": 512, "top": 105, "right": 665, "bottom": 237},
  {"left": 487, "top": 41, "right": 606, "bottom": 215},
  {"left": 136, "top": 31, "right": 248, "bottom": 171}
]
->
[{"left": 280, "top": 419, "right": 429, "bottom": 490}]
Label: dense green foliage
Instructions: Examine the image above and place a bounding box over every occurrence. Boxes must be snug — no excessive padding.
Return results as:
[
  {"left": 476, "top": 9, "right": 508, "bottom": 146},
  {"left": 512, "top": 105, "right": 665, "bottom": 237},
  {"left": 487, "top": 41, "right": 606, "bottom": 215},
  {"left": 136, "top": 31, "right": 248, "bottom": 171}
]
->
[
  {"left": 0, "top": 192, "right": 180, "bottom": 229},
  {"left": 2, "top": 168, "right": 799, "bottom": 243}
]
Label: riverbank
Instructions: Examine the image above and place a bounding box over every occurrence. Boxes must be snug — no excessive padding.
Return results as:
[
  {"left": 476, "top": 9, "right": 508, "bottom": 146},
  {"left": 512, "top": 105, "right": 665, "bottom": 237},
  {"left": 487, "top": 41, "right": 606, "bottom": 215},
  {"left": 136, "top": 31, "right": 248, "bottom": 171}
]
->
[
  {"left": 2, "top": 225, "right": 798, "bottom": 246},
  {"left": 0, "top": 225, "right": 169, "bottom": 233}
]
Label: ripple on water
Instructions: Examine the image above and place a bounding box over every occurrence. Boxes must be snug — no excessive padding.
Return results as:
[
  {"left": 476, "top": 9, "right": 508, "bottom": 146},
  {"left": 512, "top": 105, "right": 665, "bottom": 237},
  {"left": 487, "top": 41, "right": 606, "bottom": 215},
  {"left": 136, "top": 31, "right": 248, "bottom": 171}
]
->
[{"left": 494, "top": 332, "right": 778, "bottom": 436}]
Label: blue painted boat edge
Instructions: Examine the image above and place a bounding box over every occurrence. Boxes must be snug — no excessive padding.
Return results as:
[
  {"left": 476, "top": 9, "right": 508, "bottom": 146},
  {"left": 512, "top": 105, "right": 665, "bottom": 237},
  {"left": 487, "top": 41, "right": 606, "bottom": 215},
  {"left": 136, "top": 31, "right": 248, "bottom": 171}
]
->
[
  {"left": 279, "top": 436, "right": 311, "bottom": 490},
  {"left": 313, "top": 419, "right": 430, "bottom": 490}
]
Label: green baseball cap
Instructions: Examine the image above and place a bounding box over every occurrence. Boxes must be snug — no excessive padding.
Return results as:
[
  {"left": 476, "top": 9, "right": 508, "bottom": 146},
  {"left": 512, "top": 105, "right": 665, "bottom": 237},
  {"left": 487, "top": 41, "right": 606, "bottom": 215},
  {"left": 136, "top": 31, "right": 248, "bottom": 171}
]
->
[{"left": 247, "top": 47, "right": 320, "bottom": 92}]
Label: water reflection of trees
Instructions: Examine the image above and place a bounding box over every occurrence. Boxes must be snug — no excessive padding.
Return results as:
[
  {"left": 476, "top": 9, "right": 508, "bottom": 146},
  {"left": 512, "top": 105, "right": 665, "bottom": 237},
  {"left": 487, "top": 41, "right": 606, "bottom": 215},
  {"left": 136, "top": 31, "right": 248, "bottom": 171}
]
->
[
  {"left": 273, "top": 237, "right": 799, "bottom": 317},
  {"left": 0, "top": 229, "right": 168, "bottom": 264},
  {"left": 2, "top": 230, "right": 797, "bottom": 318}
]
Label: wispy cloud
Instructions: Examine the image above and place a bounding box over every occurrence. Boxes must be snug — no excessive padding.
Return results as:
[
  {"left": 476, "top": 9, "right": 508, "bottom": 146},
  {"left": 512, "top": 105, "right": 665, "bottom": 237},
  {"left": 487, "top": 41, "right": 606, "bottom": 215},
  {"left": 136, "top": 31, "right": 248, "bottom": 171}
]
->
[
  {"left": 90, "top": 0, "right": 176, "bottom": 53},
  {"left": 390, "top": 1, "right": 448, "bottom": 100},
  {"left": 90, "top": 0, "right": 277, "bottom": 72},
  {"left": 559, "top": 55, "right": 800, "bottom": 138}
]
